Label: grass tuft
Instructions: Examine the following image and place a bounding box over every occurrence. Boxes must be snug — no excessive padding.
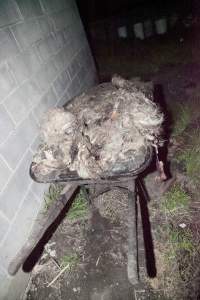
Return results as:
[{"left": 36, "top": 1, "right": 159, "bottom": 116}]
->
[
  {"left": 178, "top": 149, "right": 200, "bottom": 182},
  {"left": 68, "top": 189, "right": 88, "bottom": 220},
  {"left": 162, "top": 184, "right": 190, "bottom": 213},
  {"left": 176, "top": 130, "right": 200, "bottom": 184},
  {"left": 60, "top": 253, "right": 79, "bottom": 269},
  {"left": 44, "top": 186, "right": 88, "bottom": 220},
  {"left": 167, "top": 225, "right": 194, "bottom": 256},
  {"left": 170, "top": 104, "right": 192, "bottom": 136},
  {"left": 44, "top": 184, "right": 63, "bottom": 212}
]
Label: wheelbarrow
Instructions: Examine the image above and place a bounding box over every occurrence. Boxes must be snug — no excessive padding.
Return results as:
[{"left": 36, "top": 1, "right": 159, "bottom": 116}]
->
[{"left": 8, "top": 145, "right": 154, "bottom": 286}]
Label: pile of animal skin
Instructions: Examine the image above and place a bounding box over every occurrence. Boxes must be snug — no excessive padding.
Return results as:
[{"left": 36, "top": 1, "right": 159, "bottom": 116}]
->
[{"left": 33, "top": 75, "right": 163, "bottom": 179}]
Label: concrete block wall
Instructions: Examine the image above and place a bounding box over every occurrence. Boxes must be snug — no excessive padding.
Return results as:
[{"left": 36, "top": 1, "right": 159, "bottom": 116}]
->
[{"left": 0, "top": 0, "right": 96, "bottom": 298}]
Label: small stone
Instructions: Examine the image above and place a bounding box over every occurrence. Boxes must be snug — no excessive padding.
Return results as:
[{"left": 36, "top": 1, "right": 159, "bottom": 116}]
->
[
  {"left": 179, "top": 223, "right": 186, "bottom": 228},
  {"left": 49, "top": 250, "right": 57, "bottom": 258}
]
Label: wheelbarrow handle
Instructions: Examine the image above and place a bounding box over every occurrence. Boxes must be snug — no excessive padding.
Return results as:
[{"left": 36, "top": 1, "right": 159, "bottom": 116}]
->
[{"left": 8, "top": 183, "right": 78, "bottom": 276}]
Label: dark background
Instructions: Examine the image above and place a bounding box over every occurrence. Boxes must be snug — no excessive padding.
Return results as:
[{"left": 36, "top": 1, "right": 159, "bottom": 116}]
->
[{"left": 76, "top": 0, "right": 192, "bottom": 25}]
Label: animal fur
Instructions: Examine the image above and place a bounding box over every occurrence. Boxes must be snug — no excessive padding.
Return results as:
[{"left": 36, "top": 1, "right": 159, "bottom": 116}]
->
[{"left": 33, "top": 75, "right": 163, "bottom": 179}]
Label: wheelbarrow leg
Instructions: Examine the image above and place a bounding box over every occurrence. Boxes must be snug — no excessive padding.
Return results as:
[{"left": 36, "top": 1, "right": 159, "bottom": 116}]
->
[
  {"left": 127, "top": 179, "right": 138, "bottom": 285},
  {"left": 82, "top": 184, "right": 111, "bottom": 212}
]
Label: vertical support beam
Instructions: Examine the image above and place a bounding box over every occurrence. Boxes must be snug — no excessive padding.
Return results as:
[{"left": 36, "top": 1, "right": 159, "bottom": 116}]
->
[{"left": 127, "top": 179, "right": 138, "bottom": 285}]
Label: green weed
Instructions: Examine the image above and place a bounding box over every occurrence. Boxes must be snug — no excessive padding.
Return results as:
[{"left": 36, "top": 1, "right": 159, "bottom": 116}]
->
[
  {"left": 167, "top": 225, "right": 194, "bottom": 255},
  {"left": 170, "top": 104, "right": 192, "bottom": 136},
  {"left": 68, "top": 189, "right": 88, "bottom": 220},
  {"left": 163, "top": 184, "right": 190, "bottom": 213},
  {"left": 177, "top": 130, "right": 200, "bottom": 183},
  {"left": 178, "top": 148, "right": 200, "bottom": 182},
  {"left": 60, "top": 253, "right": 79, "bottom": 269},
  {"left": 44, "top": 184, "right": 63, "bottom": 212}
]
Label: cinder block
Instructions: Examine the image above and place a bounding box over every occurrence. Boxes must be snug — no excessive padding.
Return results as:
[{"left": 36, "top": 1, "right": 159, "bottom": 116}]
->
[
  {"left": 78, "top": 78, "right": 91, "bottom": 96},
  {"left": 30, "top": 135, "right": 41, "bottom": 153},
  {"left": 0, "top": 266, "right": 10, "bottom": 300},
  {"left": 67, "top": 22, "right": 85, "bottom": 49},
  {"left": 0, "top": 1, "right": 97, "bottom": 298},
  {"left": 77, "top": 65, "right": 87, "bottom": 86},
  {"left": 62, "top": 26, "right": 71, "bottom": 44},
  {"left": 70, "top": 18, "right": 84, "bottom": 37},
  {"left": 67, "top": 56, "right": 80, "bottom": 80},
  {"left": 54, "top": 30, "right": 65, "bottom": 49},
  {"left": 0, "top": 62, "right": 17, "bottom": 102},
  {"left": 0, "top": 114, "right": 38, "bottom": 170},
  {"left": 70, "top": 37, "right": 79, "bottom": 54},
  {"left": 53, "top": 70, "right": 70, "bottom": 99},
  {"left": 57, "top": 89, "right": 71, "bottom": 107},
  {"left": 0, "top": 0, "right": 22, "bottom": 28},
  {"left": 33, "top": 87, "right": 57, "bottom": 122},
  {"left": 0, "top": 189, "right": 39, "bottom": 269},
  {"left": 53, "top": 51, "right": 64, "bottom": 72},
  {"left": 51, "top": 10, "right": 71, "bottom": 31},
  {"left": 24, "top": 79, "right": 42, "bottom": 105},
  {"left": 0, "top": 150, "right": 34, "bottom": 220},
  {"left": 39, "top": 0, "right": 67, "bottom": 13},
  {"left": 67, "top": 74, "right": 81, "bottom": 99},
  {"left": 79, "top": 77, "right": 91, "bottom": 94},
  {"left": 0, "top": 157, "right": 12, "bottom": 192},
  {"left": 4, "top": 80, "right": 41, "bottom": 125},
  {"left": 54, "top": 46, "right": 71, "bottom": 71},
  {"left": 36, "top": 34, "right": 60, "bottom": 63},
  {"left": 33, "top": 59, "right": 59, "bottom": 92},
  {"left": 80, "top": 72, "right": 96, "bottom": 93},
  {"left": 0, "top": 104, "right": 14, "bottom": 145},
  {"left": 0, "top": 28, "right": 20, "bottom": 63},
  {"left": 63, "top": 26, "right": 77, "bottom": 50},
  {"left": 0, "top": 265, "right": 8, "bottom": 281},
  {"left": 16, "top": 0, "right": 43, "bottom": 19},
  {"left": 11, "top": 19, "right": 43, "bottom": 50},
  {"left": 78, "top": 50, "right": 96, "bottom": 76},
  {"left": 37, "top": 17, "right": 53, "bottom": 37},
  {"left": 31, "top": 181, "right": 47, "bottom": 203},
  {"left": 62, "top": 25, "right": 74, "bottom": 40},
  {"left": 76, "top": 47, "right": 87, "bottom": 66},
  {"left": 74, "top": 30, "right": 87, "bottom": 49},
  {"left": 86, "top": 70, "right": 97, "bottom": 87},
  {"left": 0, "top": 213, "right": 9, "bottom": 241},
  {"left": 4, "top": 84, "right": 33, "bottom": 124},
  {"left": 8, "top": 48, "right": 41, "bottom": 84}
]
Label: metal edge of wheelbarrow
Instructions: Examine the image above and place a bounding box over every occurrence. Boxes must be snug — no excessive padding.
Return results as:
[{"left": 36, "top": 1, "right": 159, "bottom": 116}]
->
[{"left": 29, "top": 146, "right": 153, "bottom": 184}]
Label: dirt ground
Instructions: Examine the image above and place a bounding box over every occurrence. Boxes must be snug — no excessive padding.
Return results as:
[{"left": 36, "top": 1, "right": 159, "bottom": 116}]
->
[
  {"left": 25, "top": 189, "right": 136, "bottom": 300},
  {"left": 25, "top": 27, "right": 200, "bottom": 300}
]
